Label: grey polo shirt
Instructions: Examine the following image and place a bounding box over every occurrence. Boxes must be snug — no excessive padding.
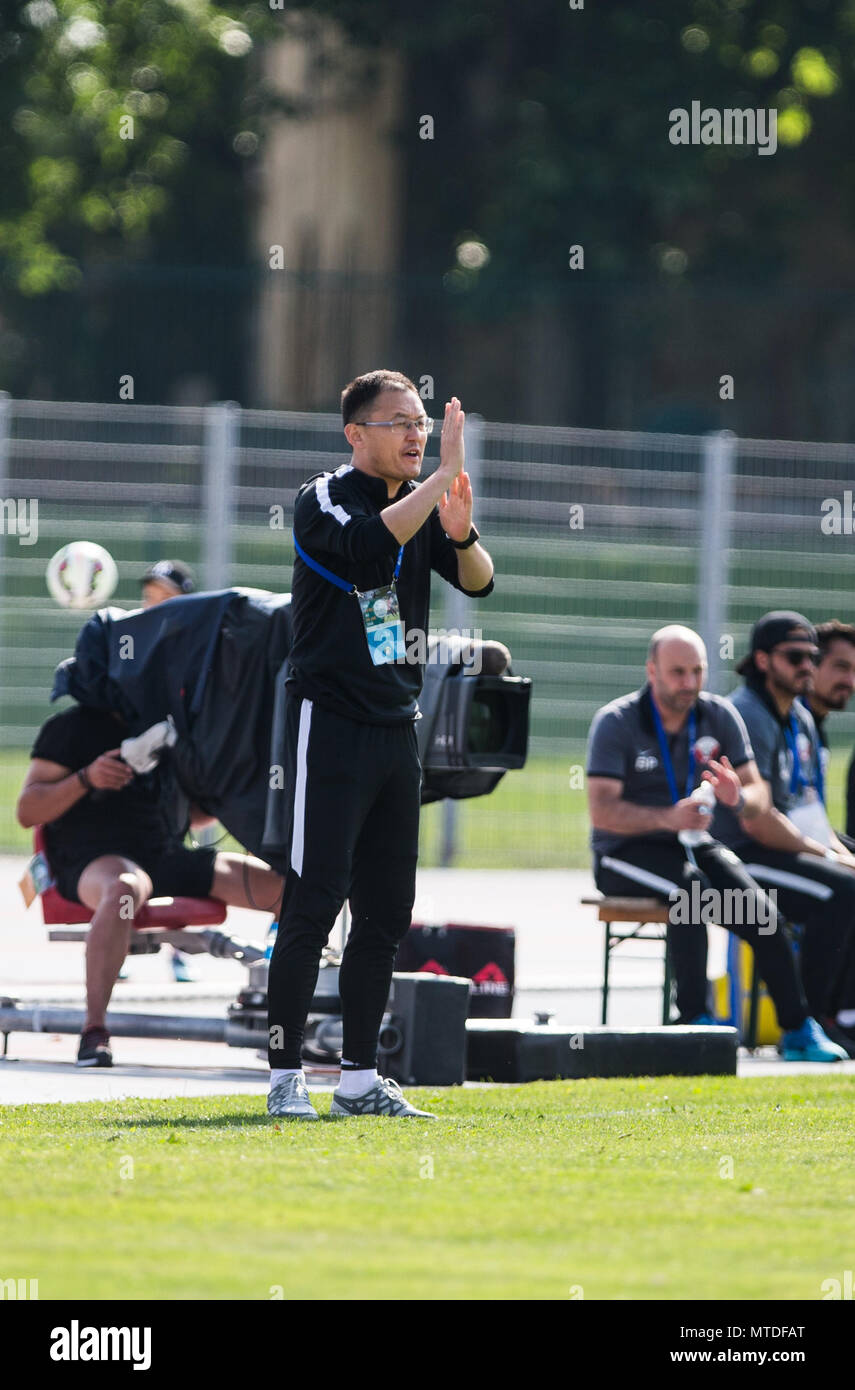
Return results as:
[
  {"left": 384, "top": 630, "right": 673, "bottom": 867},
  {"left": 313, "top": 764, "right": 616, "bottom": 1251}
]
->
[
  {"left": 711, "top": 681, "right": 821, "bottom": 850},
  {"left": 586, "top": 684, "right": 754, "bottom": 856}
]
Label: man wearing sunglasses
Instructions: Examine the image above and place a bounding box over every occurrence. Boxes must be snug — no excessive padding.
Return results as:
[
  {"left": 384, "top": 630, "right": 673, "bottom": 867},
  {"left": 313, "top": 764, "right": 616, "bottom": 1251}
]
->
[
  {"left": 266, "top": 369, "right": 494, "bottom": 1119},
  {"left": 712, "top": 612, "right": 855, "bottom": 1036}
]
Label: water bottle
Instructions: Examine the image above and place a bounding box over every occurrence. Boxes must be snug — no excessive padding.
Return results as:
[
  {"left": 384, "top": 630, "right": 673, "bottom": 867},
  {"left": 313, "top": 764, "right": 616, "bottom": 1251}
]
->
[
  {"left": 263, "top": 919, "right": 278, "bottom": 962},
  {"left": 678, "top": 780, "right": 716, "bottom": 848}
]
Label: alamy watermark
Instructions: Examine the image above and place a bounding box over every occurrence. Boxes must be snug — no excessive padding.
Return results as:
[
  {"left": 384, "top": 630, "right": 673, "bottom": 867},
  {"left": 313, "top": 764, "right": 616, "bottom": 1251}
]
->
[
  {"left": 0, "top": 498, "right": 38, "bottom": 545},
  {"left": 668, "top": 881, "right": 778, "bottom": 933},
  {"left": 821, "top": 492, "right": 855, "bottom": 534},
  {"left": 50, "top": 1321, "right": 151, "bottom": 1369},
  {"left": 822, "top": 1271, "right": 855, "bottom": 1299},
  {"left": 403, "top": 628, "right": 484, "bottom": 670},
  {"left": 1, "top": 1276, "right": 38, "bottom": 1299},
  {"left": 669, "top": 102, "right": 777, "bottom": 156}
]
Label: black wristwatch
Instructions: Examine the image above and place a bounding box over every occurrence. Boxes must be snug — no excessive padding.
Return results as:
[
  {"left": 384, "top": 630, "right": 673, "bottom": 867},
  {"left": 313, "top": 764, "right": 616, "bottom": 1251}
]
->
[{"left": 448, "top": 526, "right": 480, "bottom": 550}]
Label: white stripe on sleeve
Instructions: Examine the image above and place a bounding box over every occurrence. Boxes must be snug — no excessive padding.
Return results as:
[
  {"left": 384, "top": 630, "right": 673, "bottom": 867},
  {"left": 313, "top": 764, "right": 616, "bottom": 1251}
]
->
[
  {"left": 290, "top": 699, "right": 313, "bottom": 876},
  {"left": 316, "top": 472, "right": 351, "bottom": 526}
]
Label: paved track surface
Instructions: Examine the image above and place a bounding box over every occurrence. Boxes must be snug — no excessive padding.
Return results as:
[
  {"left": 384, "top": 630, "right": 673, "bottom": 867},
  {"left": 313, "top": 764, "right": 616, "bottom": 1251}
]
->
[{"left": 2, "top": 857, "right": 851, "bottom": 1101}]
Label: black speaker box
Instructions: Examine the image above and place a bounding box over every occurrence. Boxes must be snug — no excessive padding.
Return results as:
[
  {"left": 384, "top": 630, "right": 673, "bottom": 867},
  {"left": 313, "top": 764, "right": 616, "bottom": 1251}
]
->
[{"left": 379, "top": 973, "right": 471, "bottom": 1086}]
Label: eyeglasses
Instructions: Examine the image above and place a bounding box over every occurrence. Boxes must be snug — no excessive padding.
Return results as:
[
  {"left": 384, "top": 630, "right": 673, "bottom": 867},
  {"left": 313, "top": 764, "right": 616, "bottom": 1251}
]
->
[
  {"left": 354, "top": 417, "right": 434, "bottom": 435},
  {"left": 775, "top": 646, "right": 820, "bottom": 668}
]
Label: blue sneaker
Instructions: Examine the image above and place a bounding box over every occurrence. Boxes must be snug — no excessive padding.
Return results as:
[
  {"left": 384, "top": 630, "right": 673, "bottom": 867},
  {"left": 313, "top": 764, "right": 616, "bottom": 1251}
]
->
[
  {"left": 779, "top": 1016, "right": 848, "bottom": 1063},
  {"left": 685, "top": 1013, "right": 722, "bottom": 1026}
]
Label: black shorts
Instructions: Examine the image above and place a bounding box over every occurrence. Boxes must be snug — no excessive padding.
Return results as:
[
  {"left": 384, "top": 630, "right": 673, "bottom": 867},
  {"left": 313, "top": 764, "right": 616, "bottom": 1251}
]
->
[{"left": 55, "top": 845, "right": 218, "bottom": 906}]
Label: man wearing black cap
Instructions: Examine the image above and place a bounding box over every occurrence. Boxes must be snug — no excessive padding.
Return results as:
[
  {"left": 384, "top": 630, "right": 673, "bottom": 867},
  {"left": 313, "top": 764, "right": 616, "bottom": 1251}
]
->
[
  {"left": 712, "top": 611, "right": 855, "bottom": 1037},
  {"left": 141, "top": 560, "right": 195, "bottom": 607}
]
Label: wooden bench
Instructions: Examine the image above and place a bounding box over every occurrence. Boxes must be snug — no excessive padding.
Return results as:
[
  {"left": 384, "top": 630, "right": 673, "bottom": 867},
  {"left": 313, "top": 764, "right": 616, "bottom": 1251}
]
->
[
  {"left": 582, "top": 895, "right": 804, "bottom": 1046},
  {"left": 581, "top": 897, "right": 672, "bottom": 1025}
]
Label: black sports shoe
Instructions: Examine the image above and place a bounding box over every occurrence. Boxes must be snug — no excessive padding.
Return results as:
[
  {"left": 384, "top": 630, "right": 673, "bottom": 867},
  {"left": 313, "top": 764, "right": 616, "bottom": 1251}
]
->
[{"left": 76, "top": 1027, "right": 113, "bottom": 1068}]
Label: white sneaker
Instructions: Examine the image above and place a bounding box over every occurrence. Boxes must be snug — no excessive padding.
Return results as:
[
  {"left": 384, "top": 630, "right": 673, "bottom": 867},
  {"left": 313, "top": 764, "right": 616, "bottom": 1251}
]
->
[
  {"left": 267, "top": 1071, "right": 319, "bottom": 1120},
  {"left": 329, "top": 1076, "right": 436, "bottom": 1119}
]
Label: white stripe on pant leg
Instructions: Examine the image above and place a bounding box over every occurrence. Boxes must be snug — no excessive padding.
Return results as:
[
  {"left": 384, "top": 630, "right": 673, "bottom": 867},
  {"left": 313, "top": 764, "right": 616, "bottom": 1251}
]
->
[
  {"left": 290, "top": 699, "right": 313, "bottom": 876},
  {"left": 743, "top": 864, "right": 834, "bottom": 901},
  {"left": 599, "top": 856, "right": 682, "bottom": 897}
]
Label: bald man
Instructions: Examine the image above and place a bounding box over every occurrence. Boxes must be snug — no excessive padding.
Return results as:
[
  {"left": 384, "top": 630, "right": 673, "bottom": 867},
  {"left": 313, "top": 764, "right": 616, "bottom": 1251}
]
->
[{"left": 585, "top": 625, "right": 846, "bottom": 1060}]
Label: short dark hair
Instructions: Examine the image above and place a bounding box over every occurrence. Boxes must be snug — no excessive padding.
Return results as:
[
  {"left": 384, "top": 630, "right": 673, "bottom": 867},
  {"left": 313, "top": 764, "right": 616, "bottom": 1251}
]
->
[
  {"left": 341, "top": 370, "right": 419, "bottom": 426},
  {"left": 816, "top": 620, "right": 855, "bottom": 657}
]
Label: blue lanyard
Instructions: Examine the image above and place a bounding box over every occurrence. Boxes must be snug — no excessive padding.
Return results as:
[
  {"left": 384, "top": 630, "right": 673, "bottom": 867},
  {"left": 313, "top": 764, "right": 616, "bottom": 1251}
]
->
[
  {"left": 816, "top": 749, "right": 826, "bottom": 806},
  {"left": 795, "top": 699, "right": 826, "bottom": 805},
  {"left": 650, "top": 700, "right": 697, "bottom": 805},
  {"left": 293, "top": 535, "right": 403, "bottom": 594},
  {"left": 786, "top": 715, "right": 821, "bottom": 801}
]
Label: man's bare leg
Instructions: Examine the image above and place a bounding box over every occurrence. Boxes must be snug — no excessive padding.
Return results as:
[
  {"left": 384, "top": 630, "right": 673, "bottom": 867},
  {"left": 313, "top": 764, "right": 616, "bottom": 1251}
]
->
[
  {"left": 77, "top": 856, "right": 153, "bottom": 1031},
  {"left": 210, "top": 853, "right": 284, "bottom": 914}
]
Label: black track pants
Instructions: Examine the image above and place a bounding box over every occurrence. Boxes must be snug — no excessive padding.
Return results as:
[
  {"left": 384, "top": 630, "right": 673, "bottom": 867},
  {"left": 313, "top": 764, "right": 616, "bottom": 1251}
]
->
[
  {"left": 594, "top": 837, "right": 809, "bottom": 1029},
  {"left": 729, "top": 843, "right": 855, "bottom": 1020},
  {"left": 829, "top": 833, "right": 855, "bottom": 1014},
  {"left": 267, "top": 695, "right": 421, "bottom": 1070}
]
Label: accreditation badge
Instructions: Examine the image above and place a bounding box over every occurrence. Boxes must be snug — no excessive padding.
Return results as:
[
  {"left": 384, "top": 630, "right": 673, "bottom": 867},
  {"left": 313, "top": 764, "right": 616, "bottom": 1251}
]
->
[
  {"left": 357, "top": 583, "right": 407, "bottom": 666},
  {"left": 17, "top": 850, "right": 54, "bottom": 908},
  {"left": 788, "top": 788, "right": 833, "bottom": 847}
]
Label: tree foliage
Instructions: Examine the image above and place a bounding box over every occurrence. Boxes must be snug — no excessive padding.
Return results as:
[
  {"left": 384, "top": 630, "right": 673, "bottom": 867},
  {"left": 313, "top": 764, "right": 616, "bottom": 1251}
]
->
[
  {"left": 0, "top": 0, "right": 286, "bottom": 294},
  {"left": 2, "top": 0, "right": 854, "bottom": 411},
  {"left": 297, "top": 0, "right": 855, "bottom": 293}
]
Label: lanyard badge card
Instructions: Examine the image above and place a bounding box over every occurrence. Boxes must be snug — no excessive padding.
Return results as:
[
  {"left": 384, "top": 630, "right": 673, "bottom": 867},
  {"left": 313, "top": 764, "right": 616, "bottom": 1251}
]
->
[
  {"left": 293, "top": 534, "right": 407, "bottom": 666},
  {"left": 357, "top": 583, "right": 406, "bottom": 665},
  {"left": 785, "top": 716, "right": 833, "bottom": 845}
]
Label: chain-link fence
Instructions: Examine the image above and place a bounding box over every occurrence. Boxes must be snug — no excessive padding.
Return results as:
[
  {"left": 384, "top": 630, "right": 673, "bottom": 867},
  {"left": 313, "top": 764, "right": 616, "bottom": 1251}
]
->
[{"left": 2, "top": 394, "right": 854, "bottom": 867}]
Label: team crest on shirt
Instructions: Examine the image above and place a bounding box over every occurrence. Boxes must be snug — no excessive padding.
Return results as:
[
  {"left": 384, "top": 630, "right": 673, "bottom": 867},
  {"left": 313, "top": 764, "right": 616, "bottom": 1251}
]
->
[
  {"left": 693, "top": 735, "right": 720, "bottom": 765},
  {"left": 796, "top": 731, "right": 812, "bottom": 767},
  {"left": 635, "top": 750, "right": 659, "bottom": 772}
]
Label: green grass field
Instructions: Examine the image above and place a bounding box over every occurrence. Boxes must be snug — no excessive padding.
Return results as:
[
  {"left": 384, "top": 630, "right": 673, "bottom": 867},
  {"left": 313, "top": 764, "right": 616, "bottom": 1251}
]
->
[
  {"left": 2, "top": 747, "right": 852, "bottom": 871},
  {"left": 2, "top": 1076, "right": 854, "bottom": 1301}
]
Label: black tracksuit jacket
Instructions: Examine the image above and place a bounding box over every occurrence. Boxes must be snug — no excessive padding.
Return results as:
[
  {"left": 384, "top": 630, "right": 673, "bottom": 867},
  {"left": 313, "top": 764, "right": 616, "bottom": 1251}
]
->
[{"left": 286, "top": 461, "right": 494, "bottom": 725}]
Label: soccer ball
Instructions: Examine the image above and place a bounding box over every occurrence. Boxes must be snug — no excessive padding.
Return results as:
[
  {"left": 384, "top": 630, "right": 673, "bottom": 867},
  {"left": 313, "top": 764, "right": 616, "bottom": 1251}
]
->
[{"left": 46, "top": 541, "right": 119, "bottom": 610}]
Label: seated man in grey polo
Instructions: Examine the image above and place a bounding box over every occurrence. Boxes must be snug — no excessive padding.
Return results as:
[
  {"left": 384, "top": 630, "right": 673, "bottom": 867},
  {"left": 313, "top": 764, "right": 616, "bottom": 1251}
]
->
[
  {"left": 586, "top": 623, "right": 845, "bottom": 1061},
  {"left": 712, "top": 610, "right": 855, "bottom": 1053}
]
